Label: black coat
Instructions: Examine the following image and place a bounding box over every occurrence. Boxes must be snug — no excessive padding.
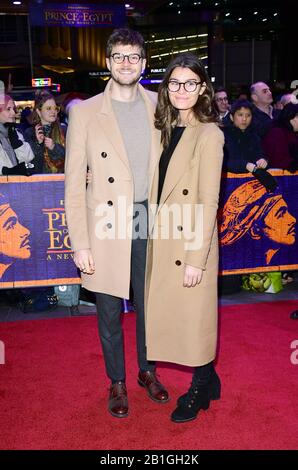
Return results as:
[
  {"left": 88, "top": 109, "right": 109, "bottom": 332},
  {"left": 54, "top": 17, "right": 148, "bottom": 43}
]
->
[
  {"left": 24, "top": 126, "right": 65, "bottom": 174},
  {"left": 223, "top": 123, "right": 266, "bottom": 173}
]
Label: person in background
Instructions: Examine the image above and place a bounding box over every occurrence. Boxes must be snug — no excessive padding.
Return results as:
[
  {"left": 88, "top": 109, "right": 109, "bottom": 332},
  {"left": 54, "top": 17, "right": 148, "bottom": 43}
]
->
[
  {"left": 262, "top": 102, "right": 298, "bottom": 172},
  {"left": 280, "top": 93, "right": 298, "bottom": 108},
  {"left": 214, "top": 87, "right": 230, "bottom": 124},
  {"left": 0, "top": 94, "right": 34, "bottom": 176},
  {"left": 222, "top": 100, "right": 268, "bottom": 176},
  {"left": 18, "top": 107, "right": 33, "bottom": 134},
  {"left": 65, "top": 28, "right": 168, "bottom": 419},
  {"left": 250, "top": 81, "right": 279, "bottom": 138},
  {"left": 24, "top": 91, "right": 65, "bottom": 174},
  {"left": 20, "top": 90, "right": 65, "bottom": 312},
  {"left": 146, "top": 52, "right": 224, "bottom": 423}
]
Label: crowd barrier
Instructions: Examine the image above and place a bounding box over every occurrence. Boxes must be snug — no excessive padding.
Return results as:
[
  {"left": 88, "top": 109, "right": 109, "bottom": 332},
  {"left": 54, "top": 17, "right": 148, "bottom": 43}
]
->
[{"left": 0, "top": 171, "right": 297, "bottom": 288}]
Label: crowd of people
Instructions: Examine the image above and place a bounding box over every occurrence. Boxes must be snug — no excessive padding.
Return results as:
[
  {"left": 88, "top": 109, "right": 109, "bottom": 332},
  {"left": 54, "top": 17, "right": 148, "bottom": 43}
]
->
[{"left": 1, "top": 27, "right": 297, "bottom": 422}]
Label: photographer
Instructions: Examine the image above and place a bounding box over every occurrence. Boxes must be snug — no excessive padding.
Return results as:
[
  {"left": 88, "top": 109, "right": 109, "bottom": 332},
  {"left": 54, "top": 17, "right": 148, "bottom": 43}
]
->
[
  {"left": 0, "top": 94, "right": 34, "bottom": 176},
  {"left": 24, "top": 91, "right": 65, "bottom": 174}
]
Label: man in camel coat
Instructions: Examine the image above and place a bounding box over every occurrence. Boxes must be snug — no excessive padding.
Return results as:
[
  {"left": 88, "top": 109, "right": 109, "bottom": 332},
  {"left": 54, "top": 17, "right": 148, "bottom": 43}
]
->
[{"left": 64, "top": 28, "right": 168, "bottom": 418}]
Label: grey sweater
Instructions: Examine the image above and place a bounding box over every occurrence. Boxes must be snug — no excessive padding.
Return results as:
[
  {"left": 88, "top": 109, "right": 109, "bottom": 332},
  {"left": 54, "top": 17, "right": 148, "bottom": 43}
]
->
[{"left": 112, "top": 94, "right": 151, "bottom": 202}]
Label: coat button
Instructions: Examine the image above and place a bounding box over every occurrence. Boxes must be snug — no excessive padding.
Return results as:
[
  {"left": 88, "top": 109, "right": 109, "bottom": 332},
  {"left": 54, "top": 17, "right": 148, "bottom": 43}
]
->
[
  {"left": 107, "top": 200, "right": 113, "bottom": 206},
  {"left": 101, "top": 152, "right": 107, "bottom": 158},
  {"left": 177, "top": 225, "right": 183, "bottom": 231},
  {"left": 182, "top": 189, "right": 188, "bottom": 195},
  {"left": 108, "top": 177, "right": 114, "bottom": 183},
  {"left": 107, "top": 223, "right": 112, "bottom": 229},
  {"left": 175, "top": 260, "right": 181, "bottom": 266}
]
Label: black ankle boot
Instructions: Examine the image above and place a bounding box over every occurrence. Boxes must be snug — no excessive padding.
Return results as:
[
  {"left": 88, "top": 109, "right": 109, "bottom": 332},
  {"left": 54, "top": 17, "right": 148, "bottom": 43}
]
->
[
  {"left": 177, "top": 366, "right": 221, "bottom": 406},
  {"left": 171, "top": 383, "right": 210, "bottom": 423}
]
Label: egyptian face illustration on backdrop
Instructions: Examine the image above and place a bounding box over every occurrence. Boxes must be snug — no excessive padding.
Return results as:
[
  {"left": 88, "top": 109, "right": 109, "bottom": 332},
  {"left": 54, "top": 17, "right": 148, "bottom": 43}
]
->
[
  {"left": 220, "top": 180, "right": 296, "bottom": 265},
  {"left": 0, "top": 194, "right": 31, "bottom": 278}
]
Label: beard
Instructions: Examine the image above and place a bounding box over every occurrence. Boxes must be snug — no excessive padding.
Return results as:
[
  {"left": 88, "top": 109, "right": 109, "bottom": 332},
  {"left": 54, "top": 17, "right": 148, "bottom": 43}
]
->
[{"left": 110, "top": 68, "right": 141, "bottom": 87}]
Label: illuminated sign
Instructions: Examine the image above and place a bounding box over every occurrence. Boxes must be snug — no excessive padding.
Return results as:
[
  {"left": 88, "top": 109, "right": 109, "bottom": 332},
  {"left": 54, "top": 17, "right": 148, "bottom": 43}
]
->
[
  {"left": 89, "top": 71, "right": 111, "bottom": 78},
  {"left": 140, "top": 79, "right": 162, "bottom": 85},
  {"left": 29, "top": 3, "right": 125, "bottom": 28},
  {"left": 149, "top": 68, "right": 166, "bottom": 74},
  {"left": 51, "top": 83, "right": 61, "bottom": 92},
  {"left": 32, "top": 78, "right": 52, "bottom": 88}
]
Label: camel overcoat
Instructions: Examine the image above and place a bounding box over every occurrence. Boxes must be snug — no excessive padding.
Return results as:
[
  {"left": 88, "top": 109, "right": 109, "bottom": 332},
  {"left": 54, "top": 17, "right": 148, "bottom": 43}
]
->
[
  {"left": 65, "top": 80, "right": 160, "bottom": 298},
  {"left": 145, "top": 122, "right": 224, "bottom": 366}
]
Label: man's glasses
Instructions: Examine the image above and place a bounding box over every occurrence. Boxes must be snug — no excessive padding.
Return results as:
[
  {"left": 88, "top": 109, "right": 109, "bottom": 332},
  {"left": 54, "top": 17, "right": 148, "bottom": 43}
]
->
[
  {"left": 111, "top": 53, "right": 142, "bottom": 64},
  {"left": 215, "top": 97, "right": 228, "bottom": 103},
  {"left": 167, "top": 80, "right": 201, "bottom": 93},
  {"left": 43, "top": 106, "right": 60, "bottom": 112}
]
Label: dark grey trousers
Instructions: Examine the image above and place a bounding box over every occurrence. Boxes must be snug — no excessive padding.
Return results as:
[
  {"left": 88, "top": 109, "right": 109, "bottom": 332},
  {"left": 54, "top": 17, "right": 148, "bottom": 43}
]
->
[{"left": 95, "top": 201, "right": 155, "bottom": 382}]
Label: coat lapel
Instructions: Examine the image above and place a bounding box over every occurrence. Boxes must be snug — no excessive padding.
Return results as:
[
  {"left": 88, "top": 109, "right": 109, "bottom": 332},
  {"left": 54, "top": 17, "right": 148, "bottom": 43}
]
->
[
  {"left": 137, "top": 86, "right": 160, "bottom": 204},
  {"left": 95, "top": 79, "right": 130, "bottom": 172}
]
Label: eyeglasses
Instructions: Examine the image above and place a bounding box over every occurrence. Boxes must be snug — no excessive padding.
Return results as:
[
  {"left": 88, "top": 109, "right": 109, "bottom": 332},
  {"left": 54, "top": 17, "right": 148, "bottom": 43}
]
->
[
  {"left": 167, "top": 80, "right": 201, "bottom": 93},
  {"left": 42, "top": 106, "right": 60, "bottom": 112},
  {"left": 215, "top": 97, "right": 228, "bottom": 102},
  {"left": 110, "top": 53, "right": 143, "bottom": 64}
]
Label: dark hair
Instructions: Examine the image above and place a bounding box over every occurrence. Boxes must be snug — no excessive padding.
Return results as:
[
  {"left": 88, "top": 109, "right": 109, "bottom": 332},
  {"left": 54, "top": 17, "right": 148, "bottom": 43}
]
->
[
  {"left": 230, "top": 99, "right": 253, "bottom": 116},
  {"left": 106, "top": 28, "right": 146, "bottom": 58},
  {"left": 277, "top": 102, "right": 298, "bottom": 131},
  {"left": 214, "top": 87, "right": 227, "bottom": 95},
  {"left": 155, "top": 52, "right": 217, "bottom": 148}
]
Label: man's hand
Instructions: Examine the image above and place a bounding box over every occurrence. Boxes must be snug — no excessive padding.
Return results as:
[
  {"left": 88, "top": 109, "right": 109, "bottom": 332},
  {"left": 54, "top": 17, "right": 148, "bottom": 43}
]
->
[
  {"left": 256, "top": 158, "right": 268, "bottom": 169},
  {"left": 74, "top": 249, "right": 95, "bottom": 275},
  {"left": 183, "top": 264, "right": 203, "bottom": 287}
]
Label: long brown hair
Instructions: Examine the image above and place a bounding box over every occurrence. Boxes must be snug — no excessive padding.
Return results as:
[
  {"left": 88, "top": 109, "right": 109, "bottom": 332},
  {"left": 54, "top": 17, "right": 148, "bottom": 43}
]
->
[
  {"left": 32, "top": 90, "right": 65, "bottom": 173},
  {"left": 155, "top": 53, "right": 217, "bottom": 148},
  {"left": 32, "top": 90, "right": 65, "bottom": 147}
]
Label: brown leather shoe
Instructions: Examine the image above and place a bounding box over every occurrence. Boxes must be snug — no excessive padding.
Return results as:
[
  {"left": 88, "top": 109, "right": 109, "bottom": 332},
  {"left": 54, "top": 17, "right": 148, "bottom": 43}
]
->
[
  {"left": 108, "top": 381, "right": 129, "bottom": 418},
  {"left": 138, "top": 371, "right": 169, "bottom": 403}
]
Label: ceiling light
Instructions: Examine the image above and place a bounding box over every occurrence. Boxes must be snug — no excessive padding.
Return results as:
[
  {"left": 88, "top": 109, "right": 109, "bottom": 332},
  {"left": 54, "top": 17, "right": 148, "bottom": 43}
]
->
[{"left": 13, "top": 1, "right": 22, "bottom": 4}]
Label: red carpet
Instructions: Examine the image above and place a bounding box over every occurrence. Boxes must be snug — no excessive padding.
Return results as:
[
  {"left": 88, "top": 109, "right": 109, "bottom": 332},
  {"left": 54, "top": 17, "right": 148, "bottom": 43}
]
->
[{"left": 0, "top": 300, "right": 298, "bottom": 450}]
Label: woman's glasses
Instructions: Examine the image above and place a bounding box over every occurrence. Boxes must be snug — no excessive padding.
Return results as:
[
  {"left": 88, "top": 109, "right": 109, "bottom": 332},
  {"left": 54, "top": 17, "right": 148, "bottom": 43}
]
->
[{"left": 167, "top": 80, "right": 201, "bottom": 93}]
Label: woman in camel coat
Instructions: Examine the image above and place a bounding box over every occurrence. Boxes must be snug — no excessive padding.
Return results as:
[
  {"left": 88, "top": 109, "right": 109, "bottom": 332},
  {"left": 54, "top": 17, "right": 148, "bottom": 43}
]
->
[{"left": 145, "top": 53, "right": 224, "bottom": 423}]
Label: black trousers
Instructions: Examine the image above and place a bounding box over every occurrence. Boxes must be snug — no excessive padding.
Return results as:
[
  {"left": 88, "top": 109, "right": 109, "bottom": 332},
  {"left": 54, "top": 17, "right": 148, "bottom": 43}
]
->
[{"left": 95, "top": 201, "right": 155, "bottom": 382}]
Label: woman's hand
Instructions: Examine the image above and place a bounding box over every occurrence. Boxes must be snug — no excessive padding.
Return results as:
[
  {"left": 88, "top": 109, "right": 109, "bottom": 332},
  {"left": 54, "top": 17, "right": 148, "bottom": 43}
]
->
[
  {"left": 256, "top": 158, "right": 268, "bottom": 169},
  {"left": 87, "top": 169, "right": 92, "bottom": 184},
  {"left": 183, "top": 264, "right": 203, "bottom": 287},
  {"left": 246, "top": 162, "right": 256, "bottom": 173},
  {"left": 35, "top": 124, "right": 44, "bottom": 144},
  {"left": 44, "top": 136, "right": 55, "bottom": 150}
]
